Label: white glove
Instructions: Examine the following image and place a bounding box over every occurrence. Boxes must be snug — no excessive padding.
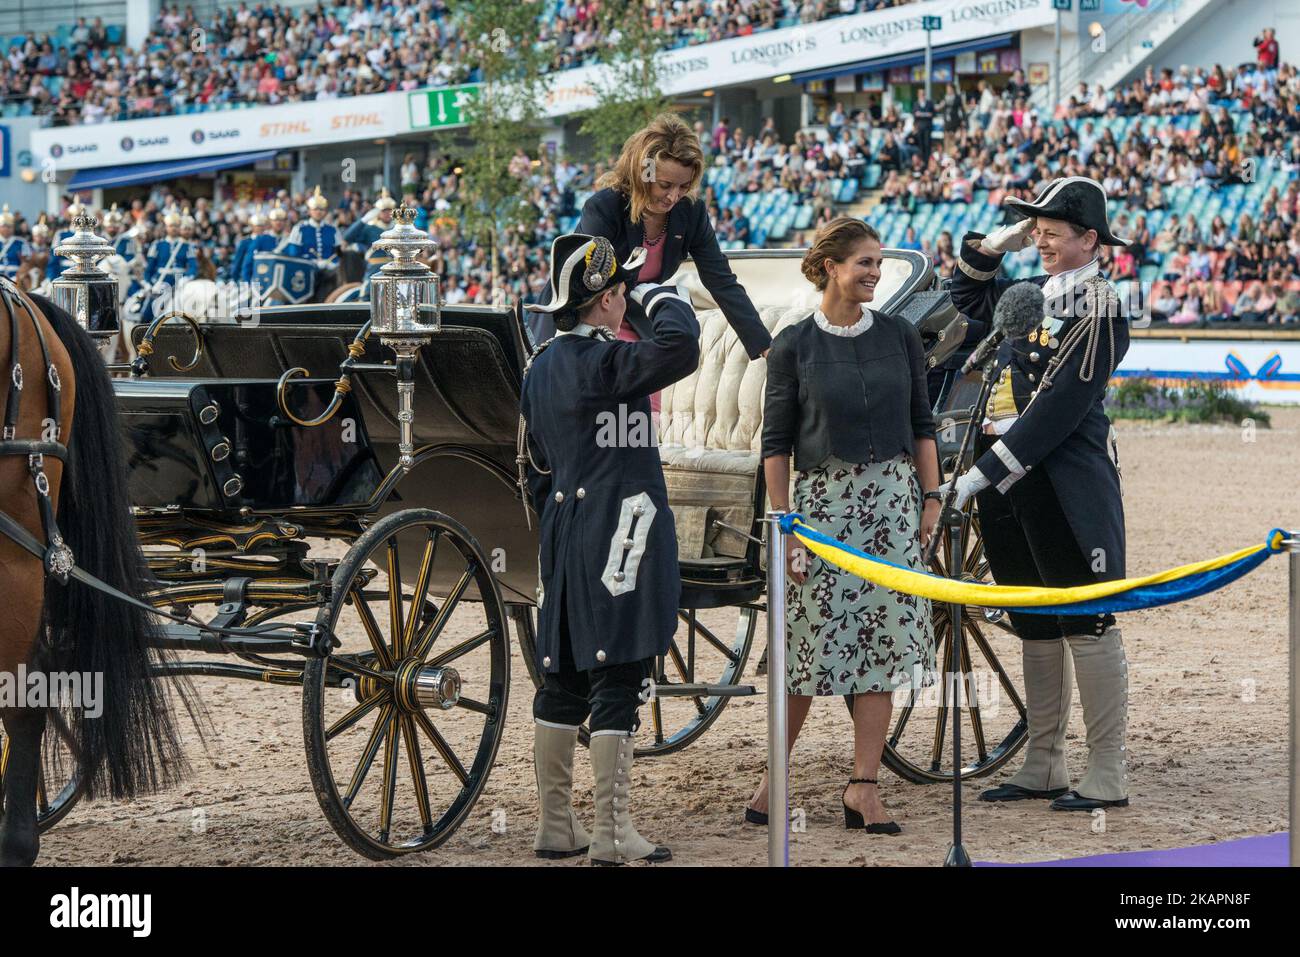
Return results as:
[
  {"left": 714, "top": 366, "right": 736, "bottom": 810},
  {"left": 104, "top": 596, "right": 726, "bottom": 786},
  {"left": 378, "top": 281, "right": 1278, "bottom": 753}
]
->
[
  {"left": 980, "top": 217, "right": 1036, "bottom": 255},
  {"left": 935, "top": 467, "right": 990, "bottom": 511},
  {"left": 628, "top": 282, "right": 660, "bottom": 307}
]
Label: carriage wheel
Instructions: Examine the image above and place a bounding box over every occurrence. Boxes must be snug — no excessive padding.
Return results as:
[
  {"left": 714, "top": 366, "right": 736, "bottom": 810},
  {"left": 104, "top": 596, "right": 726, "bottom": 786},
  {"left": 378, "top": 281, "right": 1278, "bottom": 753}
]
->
[
  {"left": 513, "top": 603, "right": 758, "bottom": 759},
  {"left": 0, "top": 711, "right": 84, "bottom": 832},
  {"left": 303, "top": 509, "right": 509, "bottom": 859},
  {"left": 880, "top": 506, "right": 1029, "bottom": 784}
]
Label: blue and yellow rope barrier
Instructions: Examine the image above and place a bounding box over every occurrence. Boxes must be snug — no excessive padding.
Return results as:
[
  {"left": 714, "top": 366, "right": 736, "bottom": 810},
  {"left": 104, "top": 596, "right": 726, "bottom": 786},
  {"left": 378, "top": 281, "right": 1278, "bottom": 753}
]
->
[{"left": 777, "top": 514, "right": 1287, "bottom": 617}]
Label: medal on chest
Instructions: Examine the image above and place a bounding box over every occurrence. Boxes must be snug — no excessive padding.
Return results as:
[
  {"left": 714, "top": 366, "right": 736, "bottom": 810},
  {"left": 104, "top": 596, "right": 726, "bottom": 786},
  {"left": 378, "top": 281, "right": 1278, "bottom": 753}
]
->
[{"left": 1029, "top": 314, "right": 1064, "bottom": 350}]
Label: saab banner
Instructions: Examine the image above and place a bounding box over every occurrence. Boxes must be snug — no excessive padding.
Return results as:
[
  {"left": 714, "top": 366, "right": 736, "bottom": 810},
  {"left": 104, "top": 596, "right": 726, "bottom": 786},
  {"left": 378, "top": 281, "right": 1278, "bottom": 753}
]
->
[{"left": 30, "top": 91, "right": 409, "bottom": 171}]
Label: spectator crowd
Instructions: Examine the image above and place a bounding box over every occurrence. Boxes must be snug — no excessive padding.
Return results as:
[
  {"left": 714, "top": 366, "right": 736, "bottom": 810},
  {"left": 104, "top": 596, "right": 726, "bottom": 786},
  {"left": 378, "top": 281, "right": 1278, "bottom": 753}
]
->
[
  {"left": 3, "top": 0, "right": 917, "bottom": 124},
  {"left": 4, "top": 14, "right": 1298, "bottom": 322}
]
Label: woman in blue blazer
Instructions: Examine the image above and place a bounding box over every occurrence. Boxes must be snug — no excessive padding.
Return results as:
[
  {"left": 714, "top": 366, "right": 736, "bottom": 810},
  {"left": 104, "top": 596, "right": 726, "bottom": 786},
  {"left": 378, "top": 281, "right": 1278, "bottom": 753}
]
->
[{"left": 528, "top": 113, "right": 771, "bottom": 364}]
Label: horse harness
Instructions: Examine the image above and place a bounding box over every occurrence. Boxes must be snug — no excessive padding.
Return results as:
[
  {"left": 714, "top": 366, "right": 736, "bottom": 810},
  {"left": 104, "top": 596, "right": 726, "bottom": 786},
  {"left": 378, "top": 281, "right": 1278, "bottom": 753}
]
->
[
  {"left": 0, "top": 276, "right": 74, "bottom": 583},
  {"left": 0, "top": 277, "right": 329, "bottom": 650}
]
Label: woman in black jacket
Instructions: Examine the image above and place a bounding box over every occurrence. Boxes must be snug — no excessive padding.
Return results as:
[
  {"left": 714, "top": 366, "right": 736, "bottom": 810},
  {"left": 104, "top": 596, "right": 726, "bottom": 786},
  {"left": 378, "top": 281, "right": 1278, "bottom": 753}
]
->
[
  {"left": 745, "top": 217, "right": 942, "bottom": 835},
  {"left": 527, "top": 113, "right": 772, "bottom": 373}
]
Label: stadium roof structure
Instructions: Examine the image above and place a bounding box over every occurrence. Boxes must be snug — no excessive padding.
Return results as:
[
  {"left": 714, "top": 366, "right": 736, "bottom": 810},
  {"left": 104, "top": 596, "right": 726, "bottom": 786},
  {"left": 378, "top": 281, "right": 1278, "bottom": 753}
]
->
[
  {"left": 68, "top": 150, "right": 280, "bottom": 190},
  {"left": 793, "top": 32, "right": 1015, "bottom": 85}
]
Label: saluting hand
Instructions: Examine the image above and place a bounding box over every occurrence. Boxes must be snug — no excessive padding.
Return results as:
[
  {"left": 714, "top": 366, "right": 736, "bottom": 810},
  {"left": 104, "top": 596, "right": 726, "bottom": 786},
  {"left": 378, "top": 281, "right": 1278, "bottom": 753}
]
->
[{"left": 980, "top": 217, "right": 1036, "bottom": 256}]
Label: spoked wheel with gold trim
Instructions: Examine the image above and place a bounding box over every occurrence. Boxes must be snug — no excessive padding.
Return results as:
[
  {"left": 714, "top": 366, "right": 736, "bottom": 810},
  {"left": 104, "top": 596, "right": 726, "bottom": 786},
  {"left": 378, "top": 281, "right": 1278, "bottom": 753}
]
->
[
  {"left": 880, "top": 505, "right": 1029, "bottom": 784},
  {"left": 303, "top": 508, "right": 509, "bottom": 859},
  {"left": 0, "top": 711, "right": 84, "bottom": 832}
]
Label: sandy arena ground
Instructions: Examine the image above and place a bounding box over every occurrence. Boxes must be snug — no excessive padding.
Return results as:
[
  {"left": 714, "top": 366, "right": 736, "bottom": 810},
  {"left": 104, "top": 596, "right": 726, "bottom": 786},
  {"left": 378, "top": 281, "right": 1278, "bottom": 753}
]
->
[{"left": 33, "top": 407, "right": 1300, "bottom": 866}]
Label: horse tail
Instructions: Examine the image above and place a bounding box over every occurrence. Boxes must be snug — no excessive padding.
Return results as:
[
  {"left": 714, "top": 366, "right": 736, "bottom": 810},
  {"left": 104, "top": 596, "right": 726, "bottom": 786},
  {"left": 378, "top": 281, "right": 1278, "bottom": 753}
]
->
[{"left": 30, "top": 293, "right": 204, "bottom": 800}]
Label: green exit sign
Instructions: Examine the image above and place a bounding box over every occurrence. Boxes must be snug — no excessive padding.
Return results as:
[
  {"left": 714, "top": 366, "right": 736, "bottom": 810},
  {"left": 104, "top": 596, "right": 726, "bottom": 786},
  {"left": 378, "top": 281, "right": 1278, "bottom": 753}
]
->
[{"left": 408, "top": 85, "right": 479, "bottom": 130}]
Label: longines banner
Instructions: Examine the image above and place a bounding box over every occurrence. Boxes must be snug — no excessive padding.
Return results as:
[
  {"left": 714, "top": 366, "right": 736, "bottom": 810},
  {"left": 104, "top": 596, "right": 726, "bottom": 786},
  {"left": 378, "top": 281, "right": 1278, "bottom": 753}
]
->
[
  {"left": 542, "top": 0, "right": 1056, "bottom": 115},
  {"left": 29, "top": 0, "right": 1053, "bottom": 171},
  {"left": 29, "top": 91, "right": 409, "bottom": 171}
]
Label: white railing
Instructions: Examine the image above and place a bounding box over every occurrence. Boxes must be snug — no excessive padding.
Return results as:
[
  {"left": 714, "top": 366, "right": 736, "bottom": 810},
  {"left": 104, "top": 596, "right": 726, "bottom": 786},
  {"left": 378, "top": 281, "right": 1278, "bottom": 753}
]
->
[{"left": 1035, "top": 0, "right": 1197, "bottom": 114}]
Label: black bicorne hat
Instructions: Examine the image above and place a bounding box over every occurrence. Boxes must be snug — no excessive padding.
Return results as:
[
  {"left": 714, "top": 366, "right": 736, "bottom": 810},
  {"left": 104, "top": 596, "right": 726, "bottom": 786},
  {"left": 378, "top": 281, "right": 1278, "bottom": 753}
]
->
[
  {"left": 1005, "top": 176, "right": 1129, "bottom": 246},
  {"left": 524, "top": 234, "right": 647, "bottom": 320}
]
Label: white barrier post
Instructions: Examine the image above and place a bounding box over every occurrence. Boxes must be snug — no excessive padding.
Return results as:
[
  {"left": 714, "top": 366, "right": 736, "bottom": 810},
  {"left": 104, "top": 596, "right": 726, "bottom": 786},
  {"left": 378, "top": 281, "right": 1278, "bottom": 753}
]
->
[
  {"left": 1289, "top": 531, "right": 1299, "bottom": 867},
  {"left": 766, "top": 510, "right": 789, "bottom": 868}
]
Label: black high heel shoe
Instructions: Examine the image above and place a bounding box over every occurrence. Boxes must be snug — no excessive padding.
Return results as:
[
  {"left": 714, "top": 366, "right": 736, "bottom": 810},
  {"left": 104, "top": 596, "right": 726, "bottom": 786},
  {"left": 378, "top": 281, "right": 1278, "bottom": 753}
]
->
[{"left": 843, "top": 778, "right": 901, "bottom": 835}]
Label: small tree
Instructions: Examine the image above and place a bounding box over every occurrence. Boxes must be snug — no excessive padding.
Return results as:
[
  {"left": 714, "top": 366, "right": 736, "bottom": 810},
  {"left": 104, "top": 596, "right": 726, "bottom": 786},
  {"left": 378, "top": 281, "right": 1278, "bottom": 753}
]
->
[
  {"left": 577, "top": 1, "right": 674, "bottom": 165},
  {"left": 452, "top": 0, "right": 553, "bottom": 303}
]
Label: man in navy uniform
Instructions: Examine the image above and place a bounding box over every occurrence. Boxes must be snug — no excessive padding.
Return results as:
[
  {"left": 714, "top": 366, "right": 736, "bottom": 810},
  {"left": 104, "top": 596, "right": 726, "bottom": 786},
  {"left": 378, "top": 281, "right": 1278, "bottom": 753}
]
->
[
  {"left": 0, "top": 206, "right": 30, "bottom": 282},
  {"left": 144, "top": 208, "right": 198, "bottom": 317},
  {"left": 244, "top": 206, "right": 280, "bottom": 284},
  {"left": 945, "top": 177, "right": 1131, "bottom": 812},
  {"left": 45, "top": 200, "right": 85, "bottom": 281},
  {"left": 519, "top": 233, "right": 698, "bottom": 865},
  {"left": 342, "top": 188, "right": 397, "bottom": 293},
  {"left": 103, "top": 203, "right": 145, "bottom": 299},
  {"left": 230, "top": 208, "right": 268, "bottom": 285}
]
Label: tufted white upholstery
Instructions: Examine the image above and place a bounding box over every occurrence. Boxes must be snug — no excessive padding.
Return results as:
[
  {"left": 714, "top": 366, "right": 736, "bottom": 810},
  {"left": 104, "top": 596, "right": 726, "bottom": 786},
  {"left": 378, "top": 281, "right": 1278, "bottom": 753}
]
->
[{"left": 655, "top": 253, "right": 923, "bottom": 561}]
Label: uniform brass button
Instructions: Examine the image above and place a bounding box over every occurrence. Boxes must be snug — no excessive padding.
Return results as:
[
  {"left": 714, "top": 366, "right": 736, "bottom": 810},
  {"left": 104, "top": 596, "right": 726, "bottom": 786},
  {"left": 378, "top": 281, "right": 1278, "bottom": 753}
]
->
[
  {"left": 542, "top": 656, "right": 552, "bottom": 667},
  {"left": 554, "top": 491, "right": 564, "bottom": 502},
  {"left": 596, "top": 649, "right": 607, "bottom": 662},
  {"left": 613, "top": 571, "right": 625, "bottom": 583},
  {"left": 632, "top": 505, "right": 644, "bottom": 517},
  {"left": 1030, "top": 352, "right": 1041, "bottom": 362},
  {"left": 623, "top": 538, "right": 634, "bottom": 548},
  {"left": 1028, "top": 373, "right": 1037, "bottom": 382},
  {"left": 576, "top": 487, "right": 586, "bottom": 499}
]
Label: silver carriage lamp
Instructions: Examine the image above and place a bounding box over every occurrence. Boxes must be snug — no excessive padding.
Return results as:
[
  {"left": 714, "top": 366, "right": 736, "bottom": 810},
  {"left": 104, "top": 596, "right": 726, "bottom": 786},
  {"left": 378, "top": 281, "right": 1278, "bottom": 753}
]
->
[
  {"left": 51, "top": 214, "right": 121, "bottom": 338},
  {"left": 368, "top": 204, "right": 441, "bottom": 470}
]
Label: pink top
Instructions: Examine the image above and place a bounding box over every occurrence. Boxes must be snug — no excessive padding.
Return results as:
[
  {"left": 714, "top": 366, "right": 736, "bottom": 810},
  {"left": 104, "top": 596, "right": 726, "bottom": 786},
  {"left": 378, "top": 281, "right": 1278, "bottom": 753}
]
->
[{"left": 615, "top": 238, "right": 667, "bottom": 413}]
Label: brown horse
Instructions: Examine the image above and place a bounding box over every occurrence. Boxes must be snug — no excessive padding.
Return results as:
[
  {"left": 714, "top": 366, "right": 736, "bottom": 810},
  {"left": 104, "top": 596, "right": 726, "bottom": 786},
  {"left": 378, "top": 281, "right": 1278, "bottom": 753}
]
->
[{"left": 0, "top": 279, "right": 191, "bottom": 866}]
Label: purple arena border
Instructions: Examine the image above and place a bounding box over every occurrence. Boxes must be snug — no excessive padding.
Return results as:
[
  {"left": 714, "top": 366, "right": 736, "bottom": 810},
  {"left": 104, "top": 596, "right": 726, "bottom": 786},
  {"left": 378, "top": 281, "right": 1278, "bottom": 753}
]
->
[{"left": 976, "top": 832, "right": 1288, "bottom": 867}]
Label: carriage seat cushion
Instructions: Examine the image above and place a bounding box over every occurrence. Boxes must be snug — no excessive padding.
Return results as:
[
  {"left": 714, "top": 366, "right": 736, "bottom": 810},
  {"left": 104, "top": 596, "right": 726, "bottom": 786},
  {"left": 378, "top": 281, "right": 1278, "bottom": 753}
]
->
[{"left": 657, "top": 295, "right": 811, "bottom": 561}]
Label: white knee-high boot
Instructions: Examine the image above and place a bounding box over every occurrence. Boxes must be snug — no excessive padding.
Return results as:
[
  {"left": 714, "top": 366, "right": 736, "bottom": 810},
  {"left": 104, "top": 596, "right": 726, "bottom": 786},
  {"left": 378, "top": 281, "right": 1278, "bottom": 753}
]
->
[
  {"left": 1065, "top": 627, "right": 1129, "bottom": 803},
  {"left": 1006, "top": 638, "right": 1074, "bottom": 792},
  {"left": 588, "top": 731, "right": 671, "bottom": 866},
  {"left": 533, "top": 721, "right": 591, "bottom": 859}
]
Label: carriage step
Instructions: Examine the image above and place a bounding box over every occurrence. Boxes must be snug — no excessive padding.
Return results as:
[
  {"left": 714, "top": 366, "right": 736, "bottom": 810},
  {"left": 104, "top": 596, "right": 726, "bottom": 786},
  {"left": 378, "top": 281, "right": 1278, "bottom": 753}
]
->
[{"left": 653, "top": 683, "right": 758, "bottom": 698}]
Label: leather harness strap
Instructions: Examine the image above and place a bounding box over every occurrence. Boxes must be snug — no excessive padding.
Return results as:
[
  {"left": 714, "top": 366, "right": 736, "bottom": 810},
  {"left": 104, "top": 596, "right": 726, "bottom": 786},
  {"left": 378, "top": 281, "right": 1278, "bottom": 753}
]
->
[
  {"left": 3, "top": 281, "right": 21, "bottom": 440},
  {"left": 0, "top": 276, "right": 330, "bottom": 651},
  {"left": 0, "top": 278, "right": 71, "bottom": 580}
]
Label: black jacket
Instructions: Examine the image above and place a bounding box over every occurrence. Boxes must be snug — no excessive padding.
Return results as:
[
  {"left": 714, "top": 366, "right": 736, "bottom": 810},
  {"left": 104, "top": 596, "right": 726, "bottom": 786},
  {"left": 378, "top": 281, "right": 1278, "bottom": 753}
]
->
[
  {"left": 762, "top": 309, "right": 935, "bottom": 473},
  {"left": 527, "top": 187, "right": 771, "bottom": 359},
  {"left": 521, "top": 285, "right": 700, "bottom": 673},
  {"left": 950, "top": 234, "right": 1129, "bottom": 578}
]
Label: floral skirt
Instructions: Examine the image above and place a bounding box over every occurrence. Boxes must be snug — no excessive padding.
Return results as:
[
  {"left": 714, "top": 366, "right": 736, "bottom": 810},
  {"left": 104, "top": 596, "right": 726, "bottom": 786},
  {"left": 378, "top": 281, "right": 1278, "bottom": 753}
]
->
[{"left": 786, "top": 454, "right": 935, "bottom": 696}]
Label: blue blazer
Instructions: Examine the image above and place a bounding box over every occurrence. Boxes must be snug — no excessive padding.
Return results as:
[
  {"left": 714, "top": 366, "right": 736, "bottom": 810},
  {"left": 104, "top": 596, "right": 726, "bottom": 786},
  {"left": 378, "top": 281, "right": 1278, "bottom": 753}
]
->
[{"left": 527, "top": 187, "right": 771, "bottom": 359}]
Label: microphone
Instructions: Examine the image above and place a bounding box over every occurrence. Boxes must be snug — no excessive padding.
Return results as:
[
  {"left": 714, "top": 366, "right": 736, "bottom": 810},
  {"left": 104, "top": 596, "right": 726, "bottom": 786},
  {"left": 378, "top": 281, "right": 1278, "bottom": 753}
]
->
[{"left": 959, "top": 281, "right": 1045, "bottom": 375}]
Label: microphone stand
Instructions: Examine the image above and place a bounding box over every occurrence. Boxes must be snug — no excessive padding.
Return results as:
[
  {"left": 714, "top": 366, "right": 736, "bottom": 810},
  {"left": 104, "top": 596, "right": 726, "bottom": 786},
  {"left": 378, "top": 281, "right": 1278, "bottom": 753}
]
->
[{"left": 925, "top": 353, "right": 1001, "bottom": 869}]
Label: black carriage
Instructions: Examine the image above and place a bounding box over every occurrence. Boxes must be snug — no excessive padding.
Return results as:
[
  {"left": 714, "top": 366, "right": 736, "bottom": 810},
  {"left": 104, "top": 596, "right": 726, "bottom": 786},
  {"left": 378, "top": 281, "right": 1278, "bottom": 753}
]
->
[{"left": 5, "top": 227, "right": 1032, "bottom": 860}]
